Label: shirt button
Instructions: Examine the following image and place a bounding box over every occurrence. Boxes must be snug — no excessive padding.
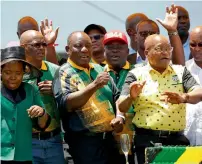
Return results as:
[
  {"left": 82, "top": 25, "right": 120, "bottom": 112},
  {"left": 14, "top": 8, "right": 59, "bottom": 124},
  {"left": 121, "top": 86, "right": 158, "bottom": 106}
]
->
[
  {"left": 12, "top": 118, "right": 16, "bottom": 122},
  {"left": 13, "top": 105, "right": 17, "bottom": 108}
]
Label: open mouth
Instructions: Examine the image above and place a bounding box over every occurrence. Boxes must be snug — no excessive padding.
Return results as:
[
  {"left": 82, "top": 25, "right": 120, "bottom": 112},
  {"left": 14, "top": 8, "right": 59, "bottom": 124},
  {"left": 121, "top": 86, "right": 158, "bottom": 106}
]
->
[
  {"left": 111, "top": 56, "right": 120, "bottom": 60},
  {"left": 81, "top": 56, "right": 89, "bottom": 60}
]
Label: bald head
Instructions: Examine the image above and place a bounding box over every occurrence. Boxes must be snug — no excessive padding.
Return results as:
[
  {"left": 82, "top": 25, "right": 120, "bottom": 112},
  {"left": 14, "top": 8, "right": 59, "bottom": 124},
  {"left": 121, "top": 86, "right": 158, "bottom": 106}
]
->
[
  {"left": 20, "top": 30, "right": 43, "bottom": 45},
  {"left": 126, "top": 13, "right": 148, "bottom": 51},
  {"left": 17, "top": 16, "right": 39, "bottom": 38},
  {"left": 145, "top": 34, "right": 172, "bottom": 73},
  {"left": 145, "top": 34, "right": 169, "bottom": 50},
  {"left": 66, "top": 31, "right": 92, "bottom": 68},
  {"left": 125, "top": 13, "right": 148, "bottom": 30},
  {"left": 189, "top": 26, "right": 202, "bottom": 63},
  {"left": 67, "top": 31, "right": 91, "bottom": 46},
  {"left": 20, "top": 30, "right": 46, "bottom": 67},
  {"left": 190, "top": 26, "right": 202, "bottom": 40}
]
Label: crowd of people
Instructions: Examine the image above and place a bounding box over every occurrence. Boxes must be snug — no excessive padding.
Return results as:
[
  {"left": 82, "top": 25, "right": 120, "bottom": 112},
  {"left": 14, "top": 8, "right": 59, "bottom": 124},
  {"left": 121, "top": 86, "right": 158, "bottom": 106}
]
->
[{"left": 1, "top": 4, "right": 202, "bottom": 164}]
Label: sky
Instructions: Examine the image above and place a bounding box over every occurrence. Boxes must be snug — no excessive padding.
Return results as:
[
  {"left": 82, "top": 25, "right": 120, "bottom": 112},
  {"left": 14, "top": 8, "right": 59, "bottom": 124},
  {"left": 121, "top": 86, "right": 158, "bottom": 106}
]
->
[{"left": 1, "top": 1, "right": 202, "bottom": 52}]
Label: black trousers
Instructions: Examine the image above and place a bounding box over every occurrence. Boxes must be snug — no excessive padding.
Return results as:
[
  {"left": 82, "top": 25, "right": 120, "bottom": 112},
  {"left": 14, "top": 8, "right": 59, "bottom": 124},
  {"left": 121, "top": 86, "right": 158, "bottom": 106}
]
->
[
  {"left": 1, "top": 161, "right": 32, "bottom": 164},
  {"left": 65, "top": 131, "right": 122, "bottom": 164},
  {"left": 134, "top": 131, "right": 190, "bottom": 164}
]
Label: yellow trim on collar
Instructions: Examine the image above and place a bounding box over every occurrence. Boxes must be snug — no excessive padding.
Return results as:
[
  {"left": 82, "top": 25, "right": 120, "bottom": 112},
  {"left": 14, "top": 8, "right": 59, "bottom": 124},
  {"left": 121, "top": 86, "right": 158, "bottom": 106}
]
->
[
  {"left": 106, "top": 61, "right": 130, "bottom": 72},
  {"left": 147, "top": 63, "right": 173, "bottom": 74},
  {"left": 68, "top": 58, "right": 94, "bottom": 75},
  {"left": 91, "top": 58, "right": 107, "bottom": 65},
  {"left": 41, "top": 61, "right": 48, "bottom": 71}
]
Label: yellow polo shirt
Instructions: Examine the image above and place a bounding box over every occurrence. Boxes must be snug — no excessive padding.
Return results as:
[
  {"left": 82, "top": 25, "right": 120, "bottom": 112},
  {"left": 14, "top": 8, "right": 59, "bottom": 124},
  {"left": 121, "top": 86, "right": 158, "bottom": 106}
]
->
[{"left": 119, "top": 64, "right": 199, "bottom": 131}]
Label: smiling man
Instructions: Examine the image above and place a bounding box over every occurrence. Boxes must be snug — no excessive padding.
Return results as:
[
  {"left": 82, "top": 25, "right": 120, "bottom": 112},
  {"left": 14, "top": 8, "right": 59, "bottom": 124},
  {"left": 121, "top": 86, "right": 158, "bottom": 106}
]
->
[
  {"left": 117, "top": 34, "right": 202, "bottom": 164},
  {"left": 53, "top": 31, "right": 124, "bottom": 164},
  {"left": 103, "top": 30, "right": 135, "bottom": 164},
  {"left": 20, "top": 30, "right": 64, "bottom": 164}
]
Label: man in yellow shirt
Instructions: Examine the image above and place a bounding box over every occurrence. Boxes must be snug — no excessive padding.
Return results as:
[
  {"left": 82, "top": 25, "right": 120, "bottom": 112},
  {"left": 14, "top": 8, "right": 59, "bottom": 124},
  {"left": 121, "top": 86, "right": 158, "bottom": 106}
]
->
[{"left": 117, "top": 34, "right": 202, "bottom": 164}]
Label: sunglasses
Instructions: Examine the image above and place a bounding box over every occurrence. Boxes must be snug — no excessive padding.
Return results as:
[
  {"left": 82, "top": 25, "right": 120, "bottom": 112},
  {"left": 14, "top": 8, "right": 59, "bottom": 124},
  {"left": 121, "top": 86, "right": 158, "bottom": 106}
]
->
[
  {"left": 190, "top": 43, "right": 202, "bottom": 48},
  {"left": 139, "top": 31, "right": 158, "bottom": 38},
  {"left": 89, "top": 34, "right": 104, "bottom": 41},
  {"left": 26, "top": 42, "right": 47, "bottom": 48}
]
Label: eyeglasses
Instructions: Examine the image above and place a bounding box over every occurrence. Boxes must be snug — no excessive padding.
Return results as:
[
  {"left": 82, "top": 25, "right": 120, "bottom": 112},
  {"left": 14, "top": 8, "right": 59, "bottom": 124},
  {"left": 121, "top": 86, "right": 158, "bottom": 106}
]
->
[
  {"left": 89, "top": 34, "right": 104, "bottom": 41},
  {"left": 190, "top": 43, "right": 202, "bottom": 48},
  {"left": 105, "top": 44, "right": 127, "bottom": 50},
  {"left": 25, "top": 42, "right": 47, "bottom": 48},
  {"left": 152, "top": 46, "right": 173, "bottom": 53},
  {"left": 139, "top": 31, "right": 158, "bottom": 38}
]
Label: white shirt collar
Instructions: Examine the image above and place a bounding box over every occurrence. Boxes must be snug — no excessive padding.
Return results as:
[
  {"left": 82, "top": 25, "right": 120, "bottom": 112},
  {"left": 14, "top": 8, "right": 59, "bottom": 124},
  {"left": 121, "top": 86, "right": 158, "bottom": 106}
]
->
[{"left": 186, "top": 58, "right": 202, "bottom": 85}]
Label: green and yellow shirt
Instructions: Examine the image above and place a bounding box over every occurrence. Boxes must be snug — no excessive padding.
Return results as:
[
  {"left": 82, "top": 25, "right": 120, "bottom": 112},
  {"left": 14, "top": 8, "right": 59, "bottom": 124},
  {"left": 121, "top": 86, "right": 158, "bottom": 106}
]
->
[
  {"left": 53, "top": 58, "right": 119, "bottom": 133},
  {"left": 24, "top": 61, "right": 60, "bottom": 132},
  {"left": 119, "top": 64, "right": 199, "bottom": 131},
  {"left": 105, "top": 61, "right": 135, "bottom": 154}
]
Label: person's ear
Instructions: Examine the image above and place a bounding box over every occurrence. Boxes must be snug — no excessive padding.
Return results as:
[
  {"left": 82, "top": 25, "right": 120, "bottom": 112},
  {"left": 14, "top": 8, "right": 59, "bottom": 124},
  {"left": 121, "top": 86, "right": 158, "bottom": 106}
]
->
[
  {"left": 126, "top": 29, "right": 133, "bottom": 36},
  {"left": 65, "top": 46, "right": 69, "bottom": 53},
  {"left": 65, "top": 46, "right": 71, "bottom": 57},
  {"left": 145, "top": 50, "right": 149, "bottom": 58}
]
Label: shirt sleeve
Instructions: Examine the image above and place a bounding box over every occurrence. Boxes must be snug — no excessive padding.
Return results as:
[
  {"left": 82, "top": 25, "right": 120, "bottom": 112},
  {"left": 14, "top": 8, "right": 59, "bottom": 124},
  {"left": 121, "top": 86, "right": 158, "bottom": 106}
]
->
[
  {"left": 52, "top": 67, "right": 75, "bottom": 112},
  {"left": 32, "top": 84, "right": 45, "bottom": 109},
  {"left": 32, "top": 84, "right": 51, "bottom": 131},
  {"left": 182, "top": 67, "right": 200, "bottom": 93},
  {"left": 120, "top": 72, "right": 137, "bottom": 96},
  {"left": 109, "top": 77, "right": 120, "bottom": 102}
]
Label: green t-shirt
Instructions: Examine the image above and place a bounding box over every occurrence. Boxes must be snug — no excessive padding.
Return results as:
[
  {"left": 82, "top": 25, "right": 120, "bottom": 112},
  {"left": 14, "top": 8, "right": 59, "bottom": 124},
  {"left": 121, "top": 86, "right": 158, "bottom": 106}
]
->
[{"left": 24, "top": 61, "right": 60, "bottom": 132}]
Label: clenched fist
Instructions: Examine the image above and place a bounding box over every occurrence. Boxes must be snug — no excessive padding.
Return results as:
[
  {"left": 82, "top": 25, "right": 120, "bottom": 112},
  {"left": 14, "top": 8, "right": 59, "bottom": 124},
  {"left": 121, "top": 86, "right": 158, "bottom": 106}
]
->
[{"left": 93, "top": 72, "right": 110, "bottom": 89}]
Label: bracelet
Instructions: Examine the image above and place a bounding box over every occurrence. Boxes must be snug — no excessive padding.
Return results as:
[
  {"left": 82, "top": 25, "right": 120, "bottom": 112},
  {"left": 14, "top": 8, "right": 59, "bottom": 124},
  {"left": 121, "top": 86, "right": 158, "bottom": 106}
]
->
[
  {"left": 116, "top": 114, "right": 126, "bottom": 122},
  {"left": 168, "top": 31, "right": 178, "bottom": 37}
]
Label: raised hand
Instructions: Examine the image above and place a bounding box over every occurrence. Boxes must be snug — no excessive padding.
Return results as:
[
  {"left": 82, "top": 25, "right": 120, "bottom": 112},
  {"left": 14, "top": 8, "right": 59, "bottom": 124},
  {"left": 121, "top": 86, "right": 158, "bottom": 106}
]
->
[
  {"left": 130, "top": 81, "right": 146, "bottom": 99},
  {"left": 160, "top": 91, "right": 188, "bottom": 104},
  {"left": 156, "top": 4, "right": 178, "bottom": 32},
  {"left": 40, "top": 18, "right": 59, "bottom": 44}
]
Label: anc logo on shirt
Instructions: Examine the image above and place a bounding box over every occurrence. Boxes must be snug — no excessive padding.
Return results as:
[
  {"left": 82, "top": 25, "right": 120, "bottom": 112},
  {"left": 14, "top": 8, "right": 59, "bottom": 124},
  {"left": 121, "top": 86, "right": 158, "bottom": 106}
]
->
[
  {"left": 172, "top": 75, "right": 182, "bottom": 85},
  {"left": 172, "top": 75, "right": 179, "bottom": 82}
]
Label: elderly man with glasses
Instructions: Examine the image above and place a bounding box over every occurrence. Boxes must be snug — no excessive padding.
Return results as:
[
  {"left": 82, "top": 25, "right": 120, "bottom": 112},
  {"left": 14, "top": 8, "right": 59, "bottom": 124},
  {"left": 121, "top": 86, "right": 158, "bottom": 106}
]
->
[
  {"left": 84, "top": 24, "right": 107, "bottom": 66},
  {"left": 117, "top": 33, "right": 202, "bottom": 164},
  {"left": 20, "top": 30, "right": 65, "bottom": 164},
  {"left": 135, "top": 5, "right": 185, "bottom": 66}
]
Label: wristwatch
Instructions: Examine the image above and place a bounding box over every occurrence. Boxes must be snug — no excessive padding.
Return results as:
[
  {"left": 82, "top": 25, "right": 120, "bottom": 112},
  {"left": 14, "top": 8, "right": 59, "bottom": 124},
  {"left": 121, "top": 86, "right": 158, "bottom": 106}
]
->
[{"left": 168, "top": 31, "right": 178, "bottom": 37}]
